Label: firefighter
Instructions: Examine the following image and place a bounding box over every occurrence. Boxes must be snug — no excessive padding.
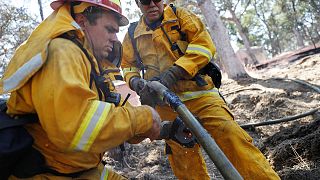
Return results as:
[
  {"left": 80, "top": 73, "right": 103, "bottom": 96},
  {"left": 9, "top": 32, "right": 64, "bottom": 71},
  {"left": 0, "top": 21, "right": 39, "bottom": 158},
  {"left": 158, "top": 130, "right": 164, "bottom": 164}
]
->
[
  {"left": 1, "top": 0, "right": 161, "bottom": 179},
  {"left": 121, "top": 0, "right": 280, "bottom": 179}
]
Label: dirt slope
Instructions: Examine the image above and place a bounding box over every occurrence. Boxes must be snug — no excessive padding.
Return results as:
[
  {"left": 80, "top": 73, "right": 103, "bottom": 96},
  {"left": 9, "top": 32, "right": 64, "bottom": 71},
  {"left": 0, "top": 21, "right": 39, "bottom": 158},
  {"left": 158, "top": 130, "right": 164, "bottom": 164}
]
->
[
  {"left": 223, "top": 54, "right": 320, "bottom": 179},
  {"left": 104, "top": 54, "right": 320, "bottom": 179}
]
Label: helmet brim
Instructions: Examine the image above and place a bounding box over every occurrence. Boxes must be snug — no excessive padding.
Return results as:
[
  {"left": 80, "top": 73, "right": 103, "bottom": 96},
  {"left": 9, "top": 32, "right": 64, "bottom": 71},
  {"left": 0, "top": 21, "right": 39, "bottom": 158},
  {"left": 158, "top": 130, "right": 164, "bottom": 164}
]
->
[
  {"left": 50, "top": 1, "right": 64, "bottom": 11},
  {"left": 50, "top": 1, "right": 129, "bottom": 26},
  {"left": 117, "top": 15, "right": 129, "bottom": 26}
]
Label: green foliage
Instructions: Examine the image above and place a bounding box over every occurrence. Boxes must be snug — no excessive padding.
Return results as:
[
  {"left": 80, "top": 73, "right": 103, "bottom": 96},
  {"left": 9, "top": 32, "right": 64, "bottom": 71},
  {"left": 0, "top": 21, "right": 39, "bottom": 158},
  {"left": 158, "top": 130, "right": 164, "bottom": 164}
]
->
[{"left": 213, "top": 0, "right": 320, "bottom": 57}]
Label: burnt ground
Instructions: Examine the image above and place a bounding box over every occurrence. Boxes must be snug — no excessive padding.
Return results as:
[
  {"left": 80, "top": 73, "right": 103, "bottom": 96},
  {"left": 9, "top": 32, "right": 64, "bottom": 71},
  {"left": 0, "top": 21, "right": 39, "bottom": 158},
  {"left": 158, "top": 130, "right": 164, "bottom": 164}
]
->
[{"left": 104, "top": 53, "right": 320, "bottom": 179}]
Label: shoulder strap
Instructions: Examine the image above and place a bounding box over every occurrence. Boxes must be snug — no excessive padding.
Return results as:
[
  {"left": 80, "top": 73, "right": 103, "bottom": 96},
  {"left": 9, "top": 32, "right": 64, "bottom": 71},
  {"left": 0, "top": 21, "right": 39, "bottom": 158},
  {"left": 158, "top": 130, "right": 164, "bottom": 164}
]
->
[
  {"left": 169, "top": 4, "right": 187, "bottom": 41},
  {"left": 160, "top": 5, "right": 186, "bottom": 56},
  {"left": 128, "top": 22, "right": 145, "bottom": 78},
  {"left": 170, "top": 4, "right": 177, "bottom": 14}
]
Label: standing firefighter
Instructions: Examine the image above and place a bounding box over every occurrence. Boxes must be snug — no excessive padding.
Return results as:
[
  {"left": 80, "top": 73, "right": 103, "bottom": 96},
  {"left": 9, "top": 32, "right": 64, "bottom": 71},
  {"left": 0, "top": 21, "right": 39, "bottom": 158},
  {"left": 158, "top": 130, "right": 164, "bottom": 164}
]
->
[
  {"left": 0, "top": 0, "right": 161, "bottom": 179},
  {"left": 121, "top": 0, "right": 280, "bottom": 179}
]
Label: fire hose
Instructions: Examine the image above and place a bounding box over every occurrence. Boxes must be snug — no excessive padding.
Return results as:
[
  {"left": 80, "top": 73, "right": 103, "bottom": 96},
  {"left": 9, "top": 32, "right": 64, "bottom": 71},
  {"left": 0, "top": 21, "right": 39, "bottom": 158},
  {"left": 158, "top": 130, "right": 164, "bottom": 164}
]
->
[{"left": 147, "top": 81, "right": 243, "bottom": 180}]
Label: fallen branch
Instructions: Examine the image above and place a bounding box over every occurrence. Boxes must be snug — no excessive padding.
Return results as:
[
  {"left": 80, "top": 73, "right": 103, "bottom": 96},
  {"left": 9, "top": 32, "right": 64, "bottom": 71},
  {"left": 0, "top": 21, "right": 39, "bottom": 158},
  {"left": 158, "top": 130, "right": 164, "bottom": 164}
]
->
[
  {"left": 241, "top": 107, "right": 319, "bottom": 129},
  {"left": 122, "top": 152, "right": 136, "bottom": 170},
  {"left": 223, "top": 87, "right": 263, "bottom": 96},
  {"left": 290, "top": 79, "right": 320, "bottom": 93},
  {"left": 274, "top": 78, "right": 320, "bottom": 93},
  {"left": 290, "top": 144, "right": 310, "bottom": 170},
  {"left": 122, "top": 157, "right": 136, "bottom": 170}
]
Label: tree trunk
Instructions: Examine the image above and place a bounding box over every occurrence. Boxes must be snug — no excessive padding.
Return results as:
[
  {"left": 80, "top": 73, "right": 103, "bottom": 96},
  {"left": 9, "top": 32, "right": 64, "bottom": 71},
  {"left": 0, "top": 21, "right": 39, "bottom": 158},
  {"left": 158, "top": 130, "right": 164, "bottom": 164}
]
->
[
  {"left": 253, "top": 0, "right": 282, "bottom": 56},
  {"left": 228, "top": 7, "right": 259, "bottom": 65},
  {"left": 310, "top": 0, "right": 320, "bottom": 17},
  {"left": 289, "top": 0, "right": 305, "bottom": 48},
  {"left": 37, "top": 0, "right": 44, "bottom": 21},
  {"left": 196, "top": 0, "right": 248, "bottom": 79},
  {"left": 293, "top": 27, "right": 305, "bottom": 48}
]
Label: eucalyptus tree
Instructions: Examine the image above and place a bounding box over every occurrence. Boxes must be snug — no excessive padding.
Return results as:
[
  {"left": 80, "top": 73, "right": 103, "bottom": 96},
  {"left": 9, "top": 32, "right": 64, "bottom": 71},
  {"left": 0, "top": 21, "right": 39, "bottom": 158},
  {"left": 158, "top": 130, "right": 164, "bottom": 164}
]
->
[
  {"left": 277, "top": 0, "right": 305, "bottom": 48},
  {"left": 301, "top": 0, "right": 320, "bottom": 45},
  {"left": 179, "top": 0, "right": 319, "bottom": 59},
  {"left": 195, "top": 0, "right": 249, "bottom": 78},
  {"left": 217, "top": 0, "right": 259, "bottom": 64},
  {"left": 37, "top": 0, "right": 44, "bottom": 21},
  {"left": 308, "top": 0, "right": 320, "bottom": 17},
  {"left": 0, "top": 2, "right": 38, "bottom": 71},
  {"left": 252, "top": 0, "right": 282, "bottom": 56}
]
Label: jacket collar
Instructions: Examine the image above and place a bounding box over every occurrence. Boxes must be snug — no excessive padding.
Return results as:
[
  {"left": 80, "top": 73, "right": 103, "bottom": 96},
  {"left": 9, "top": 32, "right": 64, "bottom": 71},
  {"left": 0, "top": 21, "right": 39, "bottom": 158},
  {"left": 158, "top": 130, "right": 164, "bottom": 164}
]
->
[
  {"left": 0, "top": 4, "right": 88, "bottom": 94},
  {"left": 134, "top": 4, "right": 178, "bottom": 39}
]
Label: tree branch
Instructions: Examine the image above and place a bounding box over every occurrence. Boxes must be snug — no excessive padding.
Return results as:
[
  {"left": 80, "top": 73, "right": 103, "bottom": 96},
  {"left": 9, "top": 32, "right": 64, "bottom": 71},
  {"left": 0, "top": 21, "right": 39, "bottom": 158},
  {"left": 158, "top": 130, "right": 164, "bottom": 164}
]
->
[{"left": 241, "top": 107, "right": 319, "bottom": 129}]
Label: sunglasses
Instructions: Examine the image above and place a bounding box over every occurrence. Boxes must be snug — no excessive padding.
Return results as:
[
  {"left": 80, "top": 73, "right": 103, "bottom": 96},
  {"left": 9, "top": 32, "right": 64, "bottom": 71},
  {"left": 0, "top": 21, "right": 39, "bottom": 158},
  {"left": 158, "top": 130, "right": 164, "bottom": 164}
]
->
[{"left": 139, "top": 0, "right": 162, "bottom": 5}]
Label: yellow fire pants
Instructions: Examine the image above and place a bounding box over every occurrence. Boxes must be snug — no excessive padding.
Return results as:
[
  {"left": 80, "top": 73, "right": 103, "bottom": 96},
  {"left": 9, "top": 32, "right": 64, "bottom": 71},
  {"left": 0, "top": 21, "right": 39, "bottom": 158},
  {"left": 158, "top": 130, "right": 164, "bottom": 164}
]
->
[{"left": 156, "top": 94, "right": 280, "bottom": 180}]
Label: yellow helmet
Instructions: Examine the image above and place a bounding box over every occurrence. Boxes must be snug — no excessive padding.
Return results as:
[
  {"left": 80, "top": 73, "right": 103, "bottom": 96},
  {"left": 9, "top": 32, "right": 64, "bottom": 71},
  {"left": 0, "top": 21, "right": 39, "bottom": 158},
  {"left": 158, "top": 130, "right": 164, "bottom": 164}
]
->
[{"left": 50, "top": 0, "right": 129, "bottom": 26}]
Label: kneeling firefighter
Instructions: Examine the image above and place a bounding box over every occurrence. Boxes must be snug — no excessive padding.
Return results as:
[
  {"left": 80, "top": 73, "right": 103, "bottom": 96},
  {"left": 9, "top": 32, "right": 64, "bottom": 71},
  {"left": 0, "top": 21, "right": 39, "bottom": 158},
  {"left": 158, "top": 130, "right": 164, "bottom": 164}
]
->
[
  {"left": 121, "top": 0, "right": 280, "bottom": 179},
  {"left": 0, "top": 0, "right": 162, "bottom": 179}
]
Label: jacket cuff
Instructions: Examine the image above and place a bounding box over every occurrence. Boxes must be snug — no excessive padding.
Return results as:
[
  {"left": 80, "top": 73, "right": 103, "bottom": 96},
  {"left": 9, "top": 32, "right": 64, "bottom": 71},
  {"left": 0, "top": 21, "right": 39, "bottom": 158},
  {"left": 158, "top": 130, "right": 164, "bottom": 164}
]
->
[
  {"left": 174, "top": 57, "right": 198, "bottom": 77},
  {"left": 124, "top": 72, "right": 140, "bottom": 84},
  {"left": 131, "top": 105, "right": 153, "bottom": 135}
]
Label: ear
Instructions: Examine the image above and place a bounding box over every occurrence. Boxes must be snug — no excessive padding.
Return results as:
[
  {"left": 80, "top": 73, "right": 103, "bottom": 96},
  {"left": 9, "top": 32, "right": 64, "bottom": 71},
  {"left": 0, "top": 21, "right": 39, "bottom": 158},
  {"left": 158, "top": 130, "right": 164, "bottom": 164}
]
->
[{"left": 74, "top": 14, "right": 88, "bottom": 29}]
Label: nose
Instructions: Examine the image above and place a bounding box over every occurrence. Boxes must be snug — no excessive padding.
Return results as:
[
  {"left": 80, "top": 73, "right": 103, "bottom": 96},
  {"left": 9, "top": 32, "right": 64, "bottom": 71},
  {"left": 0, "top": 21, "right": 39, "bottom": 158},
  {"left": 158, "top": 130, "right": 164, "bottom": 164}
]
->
[
  {"left": 149, "top": 0, "right": 155, "bottom": 6},
  {"left": 110, "top": 33, "right": 118, "bottom": 43}
]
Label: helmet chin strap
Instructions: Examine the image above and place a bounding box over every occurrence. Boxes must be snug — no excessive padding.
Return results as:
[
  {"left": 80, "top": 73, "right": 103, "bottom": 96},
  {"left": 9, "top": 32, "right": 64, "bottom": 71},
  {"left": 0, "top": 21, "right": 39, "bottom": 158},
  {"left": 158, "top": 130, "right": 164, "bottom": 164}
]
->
[
  {"left": 70, "top": 1, "right": 82, "bottom": 19},
  {"left": 71, "top": 2, "right": 97, "bottom": 59},
  {"left": 82, "top": 24, "right": 104, "bottom": 73},
  {"left": 70, "top": 2, "right": 97, "bottom": 55}
]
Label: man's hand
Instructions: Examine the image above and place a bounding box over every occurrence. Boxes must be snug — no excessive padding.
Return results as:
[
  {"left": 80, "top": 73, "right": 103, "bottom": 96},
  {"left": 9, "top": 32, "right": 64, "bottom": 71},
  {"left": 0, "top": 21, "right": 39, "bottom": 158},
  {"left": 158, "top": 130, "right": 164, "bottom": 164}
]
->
[{"left": 158, "top": 65, "right": 189, "bottom": 89}]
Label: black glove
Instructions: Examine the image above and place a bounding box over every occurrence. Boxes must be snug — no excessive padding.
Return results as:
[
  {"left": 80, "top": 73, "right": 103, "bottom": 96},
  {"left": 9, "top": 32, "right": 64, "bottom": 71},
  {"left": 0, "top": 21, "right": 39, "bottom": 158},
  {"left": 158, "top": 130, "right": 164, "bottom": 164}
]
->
[
  {"left": 157, "top": 66, "right": 189, "bottom": 89},
  {"left": 130, "top": 77, "right": 159, "bottom": 107},
  {"left": 138, "top": 83, "right": 159, "bottom": 107},
  {"left": 160, "top": 117, "right": 197, "bottom": 148},
  {"left": 130, "top": 77, "right": 145, "bottom": 93}
]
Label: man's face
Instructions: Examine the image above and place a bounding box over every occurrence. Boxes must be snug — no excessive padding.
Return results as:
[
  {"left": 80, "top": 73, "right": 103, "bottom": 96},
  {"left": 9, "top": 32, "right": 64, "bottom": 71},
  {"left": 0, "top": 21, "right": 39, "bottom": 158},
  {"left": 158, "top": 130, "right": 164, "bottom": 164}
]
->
[
  {"left": 83, "top": 12, "right": 119, "bottom": 61},
  {"left": 137, "top": 0, "right": 164, "bottom": 24}
]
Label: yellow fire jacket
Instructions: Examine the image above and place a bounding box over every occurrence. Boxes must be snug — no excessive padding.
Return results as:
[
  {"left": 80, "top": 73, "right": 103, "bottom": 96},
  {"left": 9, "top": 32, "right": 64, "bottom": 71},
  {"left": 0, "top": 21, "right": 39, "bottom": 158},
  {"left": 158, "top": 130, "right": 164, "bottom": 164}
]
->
[
  {"left": 1, "top": 4, "right": 153, "bottom": 174},
  {"left": 121, "top": 5, "right": 217, "bottom": 100}
]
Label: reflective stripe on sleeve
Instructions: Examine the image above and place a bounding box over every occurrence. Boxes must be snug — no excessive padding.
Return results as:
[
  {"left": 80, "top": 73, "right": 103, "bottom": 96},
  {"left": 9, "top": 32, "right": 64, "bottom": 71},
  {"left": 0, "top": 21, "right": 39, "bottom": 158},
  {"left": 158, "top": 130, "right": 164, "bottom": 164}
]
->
[
  {"left": 122, "top": 67, "right": 140, "bottom": 77},
  {"left": 70, "top": 100, "right": 112, "bottom": 152},
  {"left": 100, "top": 166, "right": 109, "bottom": 180},
  {"left": 3, "top": 53, "right": 43, "bottom": 93},
  {"left": 178, "top": 88, "right": 219, "bottom": 102},
  {"left": 186, "top": 44, "right": 213, "bottom": 61}
]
